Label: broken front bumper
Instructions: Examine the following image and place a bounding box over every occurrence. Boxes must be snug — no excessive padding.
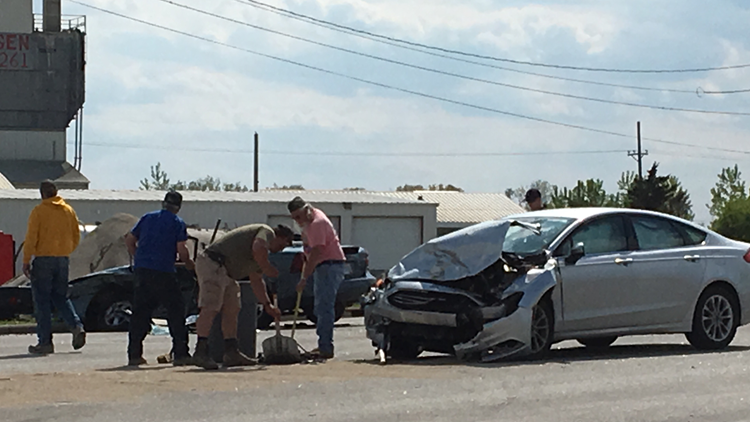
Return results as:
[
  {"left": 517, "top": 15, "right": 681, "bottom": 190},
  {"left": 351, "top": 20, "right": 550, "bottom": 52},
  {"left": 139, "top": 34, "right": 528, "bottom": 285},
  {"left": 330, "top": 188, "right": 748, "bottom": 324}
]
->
[{"left": 362, "top": 269, "right": 557, "bottom": 362}]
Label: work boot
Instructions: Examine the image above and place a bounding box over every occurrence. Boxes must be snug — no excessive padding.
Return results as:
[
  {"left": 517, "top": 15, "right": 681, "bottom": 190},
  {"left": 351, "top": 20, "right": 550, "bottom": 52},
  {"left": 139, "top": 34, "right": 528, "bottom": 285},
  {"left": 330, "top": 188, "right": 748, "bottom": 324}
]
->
[
  {"left": 223, "top": 338, "right": 256, "bottom": 367},
  {"left": 72, "top": 326, "right": 86, "bottom": 350},
  {"left": 173, "top": 354, "right": 193, "bottom": 367},
  {"left": 310, "top": 347, "right": 334, "bottom": 360},
  {"left": 28, "top": 343, "right": 54, "bottom": 355},
  {"left": 128, "top": 357, "right": 147, "bottom": 367},
  {"left": 192, "top": 338, "right": 218, "bottom": 370}
]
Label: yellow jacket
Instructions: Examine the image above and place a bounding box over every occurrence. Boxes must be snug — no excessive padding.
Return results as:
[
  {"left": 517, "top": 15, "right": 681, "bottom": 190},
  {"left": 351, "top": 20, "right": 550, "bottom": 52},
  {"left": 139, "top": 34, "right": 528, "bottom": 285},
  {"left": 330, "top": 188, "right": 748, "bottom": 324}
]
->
[{"left": 23, "top": 196, "right": 80, "bottom": 264}]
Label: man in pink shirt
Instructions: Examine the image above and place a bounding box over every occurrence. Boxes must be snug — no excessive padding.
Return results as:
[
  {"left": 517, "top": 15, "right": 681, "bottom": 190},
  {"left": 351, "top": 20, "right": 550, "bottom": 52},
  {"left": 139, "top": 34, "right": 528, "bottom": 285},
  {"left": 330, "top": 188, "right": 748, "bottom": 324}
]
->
[{"left": 288, "top": 196, "right": 345, "bottom": 359}]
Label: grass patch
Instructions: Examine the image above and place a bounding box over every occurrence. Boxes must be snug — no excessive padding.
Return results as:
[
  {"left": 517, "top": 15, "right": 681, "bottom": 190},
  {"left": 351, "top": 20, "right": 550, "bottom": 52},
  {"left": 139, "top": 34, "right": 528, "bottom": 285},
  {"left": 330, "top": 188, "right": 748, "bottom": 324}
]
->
[{"left": 0, "top": 315, "right": 35, "bottom": 326}]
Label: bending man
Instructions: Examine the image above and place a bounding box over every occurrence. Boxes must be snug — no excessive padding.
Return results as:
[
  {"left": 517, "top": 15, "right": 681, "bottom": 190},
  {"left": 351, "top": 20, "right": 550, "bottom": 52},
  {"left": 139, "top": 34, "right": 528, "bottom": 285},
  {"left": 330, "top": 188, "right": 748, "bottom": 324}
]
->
[{"left": 192, "top": 224, "right": 293, "bottom": 370}]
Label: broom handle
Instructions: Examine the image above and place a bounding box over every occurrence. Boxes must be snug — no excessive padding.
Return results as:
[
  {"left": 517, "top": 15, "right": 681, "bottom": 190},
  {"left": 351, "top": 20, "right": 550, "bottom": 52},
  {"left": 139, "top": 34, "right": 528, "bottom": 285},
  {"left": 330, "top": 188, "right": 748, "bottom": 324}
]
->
[
  {"left": 274, "top": 293, "right": 281, "bottom": 336},
  {"left": 291, "top": 290, "right": 302, "bottom": 339}
]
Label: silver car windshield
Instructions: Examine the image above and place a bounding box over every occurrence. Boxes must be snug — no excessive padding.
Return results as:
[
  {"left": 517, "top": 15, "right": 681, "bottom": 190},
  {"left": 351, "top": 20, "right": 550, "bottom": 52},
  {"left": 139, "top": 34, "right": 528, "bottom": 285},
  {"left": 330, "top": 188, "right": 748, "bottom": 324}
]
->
[{"left": 502, "top": 217, "right": 575, "bottom": 255}]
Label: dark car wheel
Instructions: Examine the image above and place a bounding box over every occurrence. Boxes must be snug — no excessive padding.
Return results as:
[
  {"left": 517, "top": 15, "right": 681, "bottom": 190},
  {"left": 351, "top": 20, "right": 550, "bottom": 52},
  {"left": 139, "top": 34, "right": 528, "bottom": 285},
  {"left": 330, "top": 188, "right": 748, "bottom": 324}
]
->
[
  {"left": 303, "top": 301, "right": 345, "bottom": 325},
  {"left": 577, "top": 336, "right": 618, "bottom": 350},
  {"left": 388, "top": 337, "right": 423, "bottom": 361},
  {"left": 88, "top": 291, "right": 133, "bottom": 332},
  {"left": 686, "top": 285, "right": 739, "bottom": 350},
  {"left": 526, "top": 299, "right": 554, "bottom": 360}
]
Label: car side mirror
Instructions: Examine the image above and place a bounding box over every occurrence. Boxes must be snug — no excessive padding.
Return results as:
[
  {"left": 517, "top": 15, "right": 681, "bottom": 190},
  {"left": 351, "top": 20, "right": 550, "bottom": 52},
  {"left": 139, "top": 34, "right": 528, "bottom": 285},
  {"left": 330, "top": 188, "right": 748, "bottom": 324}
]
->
[{"left": 566, "top": 243, "right": 585, "bottom": 265}]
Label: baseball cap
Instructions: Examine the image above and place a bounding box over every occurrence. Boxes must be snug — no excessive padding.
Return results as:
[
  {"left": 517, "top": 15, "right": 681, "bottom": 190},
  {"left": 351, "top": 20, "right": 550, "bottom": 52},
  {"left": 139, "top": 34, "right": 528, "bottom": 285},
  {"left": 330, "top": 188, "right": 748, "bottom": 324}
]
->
[{"left": 164, "top": 190, "right": 183, "bottom": 207}]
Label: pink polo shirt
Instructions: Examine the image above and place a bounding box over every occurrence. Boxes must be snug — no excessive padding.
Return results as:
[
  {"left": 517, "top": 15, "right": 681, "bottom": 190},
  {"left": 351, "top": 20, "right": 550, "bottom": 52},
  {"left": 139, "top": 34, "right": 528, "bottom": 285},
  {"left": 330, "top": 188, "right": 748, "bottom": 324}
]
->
[{"left": 302, "top": 208, "right": 345, "bottom": 263}]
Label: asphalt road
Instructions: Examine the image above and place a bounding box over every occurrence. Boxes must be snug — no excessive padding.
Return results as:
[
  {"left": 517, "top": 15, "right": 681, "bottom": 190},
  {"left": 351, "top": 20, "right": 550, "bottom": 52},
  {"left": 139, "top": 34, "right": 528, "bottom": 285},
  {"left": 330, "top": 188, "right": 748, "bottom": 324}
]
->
[{"left": 3, "top": 318, "right": 750, "bottom": 421}]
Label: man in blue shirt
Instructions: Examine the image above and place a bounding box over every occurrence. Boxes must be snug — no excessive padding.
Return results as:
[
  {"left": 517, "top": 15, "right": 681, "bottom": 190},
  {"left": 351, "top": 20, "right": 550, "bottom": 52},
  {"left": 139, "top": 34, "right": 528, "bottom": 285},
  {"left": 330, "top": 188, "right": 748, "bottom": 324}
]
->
[{"left": 124, "top": 191, "right": 195, "bottom": 367}]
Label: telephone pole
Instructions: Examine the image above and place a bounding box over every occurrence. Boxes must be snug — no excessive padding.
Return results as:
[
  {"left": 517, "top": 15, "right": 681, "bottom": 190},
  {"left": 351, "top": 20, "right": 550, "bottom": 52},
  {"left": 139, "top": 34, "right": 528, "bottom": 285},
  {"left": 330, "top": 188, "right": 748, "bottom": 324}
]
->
[
  {"left": 253, "top": 132, "right": 259, "bottom": 192},
  {"left": 628, "top": 121, "right": 648, "bottom": 179}
]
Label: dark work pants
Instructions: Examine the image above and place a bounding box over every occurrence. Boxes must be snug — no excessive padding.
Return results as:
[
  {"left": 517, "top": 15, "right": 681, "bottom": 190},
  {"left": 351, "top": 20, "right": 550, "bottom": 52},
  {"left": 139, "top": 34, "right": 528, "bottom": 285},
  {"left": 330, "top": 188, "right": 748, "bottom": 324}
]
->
[{"left": 127, "top": 268, "right": 189, "bottom": 360}]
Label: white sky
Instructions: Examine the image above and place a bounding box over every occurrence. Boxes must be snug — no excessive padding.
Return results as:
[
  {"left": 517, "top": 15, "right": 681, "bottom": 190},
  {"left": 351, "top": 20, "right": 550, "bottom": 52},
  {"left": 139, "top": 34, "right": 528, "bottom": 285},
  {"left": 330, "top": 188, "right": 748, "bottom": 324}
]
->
[{"left": 41, "top": 0, "right": 750, "bottom": 224}]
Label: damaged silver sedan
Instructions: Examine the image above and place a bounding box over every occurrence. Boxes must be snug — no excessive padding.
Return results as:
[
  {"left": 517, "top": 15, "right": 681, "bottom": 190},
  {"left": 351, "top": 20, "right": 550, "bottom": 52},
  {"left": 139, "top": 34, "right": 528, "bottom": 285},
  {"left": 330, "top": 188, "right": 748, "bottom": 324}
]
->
[{"left": 363, "top": 208, "right": 750, "bottom": 364}]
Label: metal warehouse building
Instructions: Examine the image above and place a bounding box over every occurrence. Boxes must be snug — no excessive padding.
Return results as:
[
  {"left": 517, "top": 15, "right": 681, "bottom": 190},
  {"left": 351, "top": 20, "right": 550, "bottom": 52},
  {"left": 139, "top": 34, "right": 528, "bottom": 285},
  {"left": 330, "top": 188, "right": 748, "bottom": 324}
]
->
[
  {"left": 0, "top": 189, "right": 437, "bottom": 275},
  {"left": 377, "top": 191, "right": 524, "bottom": 236}
]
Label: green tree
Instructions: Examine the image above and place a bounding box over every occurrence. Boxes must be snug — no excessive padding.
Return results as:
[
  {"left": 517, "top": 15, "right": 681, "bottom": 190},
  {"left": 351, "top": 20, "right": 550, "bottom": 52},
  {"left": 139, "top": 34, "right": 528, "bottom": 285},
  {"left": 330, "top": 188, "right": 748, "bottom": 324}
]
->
[
  {"left": 708, "top": 165, "right": 747, "bottom": 219},
  {"left": 625, "top": 163, "right": 694, "bottom": 220},
  {"left": 711, "top": 197, "right": 750, "bottom": 242},
  {"left": 506, "top": 180, "right": 556, "bottom": 206},
  {"left": 140, "top": 162, "right": 171, "bottom": 190},
  {"left": 269, "top": 183, "right": 305, "bottom": 190},
  {"left": 141, "top": 163, "right": 249, "bottom": 192},
  {"left": 396, "top": 184, "right": 463, "bottom": 192},
  {"left": 549, "top": 179, "right": 622, "bottom": 208}
]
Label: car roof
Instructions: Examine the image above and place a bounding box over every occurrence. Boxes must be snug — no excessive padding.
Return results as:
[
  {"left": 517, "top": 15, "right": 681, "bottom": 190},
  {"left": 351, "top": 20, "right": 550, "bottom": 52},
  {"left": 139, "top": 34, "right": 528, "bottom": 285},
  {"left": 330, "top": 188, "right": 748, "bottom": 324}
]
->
[{"left": 503, "top": 207, "right": 704, "bottom": 229}]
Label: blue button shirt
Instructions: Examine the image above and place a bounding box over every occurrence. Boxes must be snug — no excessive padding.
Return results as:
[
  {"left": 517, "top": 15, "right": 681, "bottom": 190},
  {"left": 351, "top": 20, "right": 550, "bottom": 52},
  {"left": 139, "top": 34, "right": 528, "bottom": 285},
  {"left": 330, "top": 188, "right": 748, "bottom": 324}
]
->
[{"left": 131, "top": 210, "right": 188, "bottom": 273}]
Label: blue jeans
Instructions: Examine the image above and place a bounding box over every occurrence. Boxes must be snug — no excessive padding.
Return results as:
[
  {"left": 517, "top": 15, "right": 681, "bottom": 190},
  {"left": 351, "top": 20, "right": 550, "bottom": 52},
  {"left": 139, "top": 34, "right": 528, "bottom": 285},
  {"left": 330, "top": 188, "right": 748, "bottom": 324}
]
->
[
  {"left": 30, "top": 257, "right": 82, "bottom": 345},
  {"left": 312, "top": 261, "right": 345, "bottom": 354}
]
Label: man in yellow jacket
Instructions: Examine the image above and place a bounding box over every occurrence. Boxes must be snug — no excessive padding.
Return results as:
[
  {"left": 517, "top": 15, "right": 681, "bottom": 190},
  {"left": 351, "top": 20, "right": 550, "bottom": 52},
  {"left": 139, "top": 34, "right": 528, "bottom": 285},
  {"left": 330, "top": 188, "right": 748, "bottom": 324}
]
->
[{"left": 23, "top": 180, "right": 86, "bottom": 355}]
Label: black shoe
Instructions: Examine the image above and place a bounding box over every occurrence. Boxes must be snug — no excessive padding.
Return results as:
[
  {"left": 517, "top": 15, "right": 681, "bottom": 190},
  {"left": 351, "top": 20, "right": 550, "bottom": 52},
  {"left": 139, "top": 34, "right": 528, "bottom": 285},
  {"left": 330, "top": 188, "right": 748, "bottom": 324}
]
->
[
  {"left": 72, "top": 326, "right": 86, "bottom": 350},
  {"left": 28, "top": 343, "right": 54, "bottom": 355},
  {"left": 128, "top": 357, "right": 148, "bottom": 366},
  {"left": 173, "top": 355, "right": 193, "bottom": 367},
  {"left": 223, "top": 349, "right": 256, "bottom": 367}
]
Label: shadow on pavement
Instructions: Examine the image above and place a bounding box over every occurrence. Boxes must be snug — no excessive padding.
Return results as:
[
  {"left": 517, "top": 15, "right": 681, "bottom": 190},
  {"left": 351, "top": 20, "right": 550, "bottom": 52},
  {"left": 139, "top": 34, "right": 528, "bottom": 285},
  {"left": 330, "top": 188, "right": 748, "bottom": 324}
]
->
[
  {"left": 97, "top": 365, "right": 175, "bottom": 372},
  {"left": 0, "top": 353, "right": 48, "bottom": 361},
  {"left": 353, "top": 343, "right": 750, "bottom": 368}
]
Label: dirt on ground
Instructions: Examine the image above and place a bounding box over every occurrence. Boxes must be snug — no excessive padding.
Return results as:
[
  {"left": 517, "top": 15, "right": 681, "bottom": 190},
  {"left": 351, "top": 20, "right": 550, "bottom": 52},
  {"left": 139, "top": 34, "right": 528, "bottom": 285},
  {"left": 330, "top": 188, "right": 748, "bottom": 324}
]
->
[{"left": 0, "top": 360, "right": 440, "bottom": 408}]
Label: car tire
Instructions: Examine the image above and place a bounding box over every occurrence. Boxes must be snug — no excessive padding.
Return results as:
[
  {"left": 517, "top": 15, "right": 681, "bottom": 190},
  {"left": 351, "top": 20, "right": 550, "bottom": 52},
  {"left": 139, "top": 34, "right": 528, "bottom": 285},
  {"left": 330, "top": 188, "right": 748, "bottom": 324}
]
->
[
  {"left": 88, "top": 290, "right": 133, "bottom": 332},
  {"left": 526, "top": 298, "right": 554, "bottom": 360},
  {"left": 388, "top": 337, "right": 422, "bottom": 361},
  {"left": 577, "top": 336, "right": 618, "bottom": 350},
  {"left": 303, "top": 301, "right": 345, "bottom": 325},
  {"left": 686, "top": 284, "right": 739, "bottom": 351}
]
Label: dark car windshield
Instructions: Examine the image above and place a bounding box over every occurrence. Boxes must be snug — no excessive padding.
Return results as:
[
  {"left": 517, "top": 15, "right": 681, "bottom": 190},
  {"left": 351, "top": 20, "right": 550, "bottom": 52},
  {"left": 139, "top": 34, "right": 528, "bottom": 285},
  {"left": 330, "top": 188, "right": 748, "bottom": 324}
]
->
[{"left": 502, "top": 217, "right": 575, "bottom": 255}]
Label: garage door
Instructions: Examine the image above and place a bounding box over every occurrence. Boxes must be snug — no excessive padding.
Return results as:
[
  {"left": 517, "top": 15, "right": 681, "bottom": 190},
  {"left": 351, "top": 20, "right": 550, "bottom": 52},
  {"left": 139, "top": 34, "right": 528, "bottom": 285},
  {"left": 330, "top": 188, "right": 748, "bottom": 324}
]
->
[
  {"left": 267, "top": 215, "right": 341, "bottom": 236},
  {"left": 351, "top": 217, "right": 422, "bottom": 275}
]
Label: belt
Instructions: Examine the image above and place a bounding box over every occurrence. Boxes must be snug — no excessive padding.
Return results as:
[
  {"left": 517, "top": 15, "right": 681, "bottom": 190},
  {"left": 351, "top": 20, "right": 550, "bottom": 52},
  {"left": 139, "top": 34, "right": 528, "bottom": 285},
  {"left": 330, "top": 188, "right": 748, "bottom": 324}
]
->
[
  {"left": 203, "top": 249, "right": 226, "bottom": 266},
  {"left": 318, "top": 260, "right": 345, "bottom": 266}
]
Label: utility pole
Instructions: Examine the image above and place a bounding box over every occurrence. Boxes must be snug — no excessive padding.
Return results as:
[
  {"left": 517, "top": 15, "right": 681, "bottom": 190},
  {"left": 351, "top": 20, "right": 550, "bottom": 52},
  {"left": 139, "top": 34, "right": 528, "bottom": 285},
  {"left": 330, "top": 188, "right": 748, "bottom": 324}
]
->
[
  {"left": 628, "top": 121, "right": 648, "bottom": 179},
  {"left": 253, "top": 132, "right": 259, "bottom": 192}
]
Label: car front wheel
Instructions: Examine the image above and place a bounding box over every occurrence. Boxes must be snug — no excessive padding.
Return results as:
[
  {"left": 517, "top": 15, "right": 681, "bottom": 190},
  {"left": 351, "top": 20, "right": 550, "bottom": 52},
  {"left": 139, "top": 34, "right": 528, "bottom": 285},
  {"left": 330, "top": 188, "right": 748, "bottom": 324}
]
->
[
  {"left": 686, "top": 285, "right": 739, "bottom": 350},
  {"left": 527, "top": 299, "right": 554, "bottom": 360}
]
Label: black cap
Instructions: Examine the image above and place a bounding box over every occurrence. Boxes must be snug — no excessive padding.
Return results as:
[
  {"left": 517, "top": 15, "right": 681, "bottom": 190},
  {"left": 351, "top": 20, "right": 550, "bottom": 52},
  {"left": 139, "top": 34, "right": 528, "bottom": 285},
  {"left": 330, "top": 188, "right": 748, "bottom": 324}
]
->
[
  {"left": 524, "top": 188, "right": 541, "bottom": 203},
  {"left": 287, "top": 196, "right": 308, "bottom": 213},
  {"left": 164, "top": 190, "right": 183, "bottom": 207}
]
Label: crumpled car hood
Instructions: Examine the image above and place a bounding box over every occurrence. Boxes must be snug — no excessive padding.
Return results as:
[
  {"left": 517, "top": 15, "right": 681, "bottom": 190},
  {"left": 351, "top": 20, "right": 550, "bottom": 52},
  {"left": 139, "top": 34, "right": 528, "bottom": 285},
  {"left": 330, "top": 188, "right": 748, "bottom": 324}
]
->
[{"left": 388, "top": 220, "right": 511, "bottom": 282}]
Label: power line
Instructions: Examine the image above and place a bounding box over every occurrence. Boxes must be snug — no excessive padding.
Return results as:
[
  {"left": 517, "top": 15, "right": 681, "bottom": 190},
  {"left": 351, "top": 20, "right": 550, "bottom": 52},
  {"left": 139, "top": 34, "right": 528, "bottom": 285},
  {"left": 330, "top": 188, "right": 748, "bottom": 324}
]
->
[
  {"left": 238, "top": 1, "right": 699, "bottom": 95},
  {"left": 235, "top": 0, "right": 750, "bottom": 75},
  {"left": 66, "top": 0, "right": 750, "bottom": 156},
  {"left": 72, "top": 142, "right": 630, "bottom": 157},
  {"left": 159, "top": 0, "right": 750, "bottom": 117},
  {"left": 236, "top": 0, "right": 749, "bottom": 96}
]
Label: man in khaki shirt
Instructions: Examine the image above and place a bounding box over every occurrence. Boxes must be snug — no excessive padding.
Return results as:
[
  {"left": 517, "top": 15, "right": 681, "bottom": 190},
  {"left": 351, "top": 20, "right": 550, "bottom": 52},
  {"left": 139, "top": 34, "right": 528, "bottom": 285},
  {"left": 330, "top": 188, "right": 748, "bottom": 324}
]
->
[{"left": 191, "top": 224, "right": 294, "bottom": 370}]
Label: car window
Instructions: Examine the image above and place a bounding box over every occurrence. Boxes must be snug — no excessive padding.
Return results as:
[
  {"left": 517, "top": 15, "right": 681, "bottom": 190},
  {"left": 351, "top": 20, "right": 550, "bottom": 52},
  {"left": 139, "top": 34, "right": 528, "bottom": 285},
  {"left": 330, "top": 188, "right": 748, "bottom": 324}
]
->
[
  {"left": 631, "top": 216, "right": 685, "bottom": 251},
  {"left": 568, "top": 216, "right": 629, "bottom": 256},
  {"left": 502, "top": 217, "right": 575, "bottom": 255},
  {"left": 677, "top": 223, "right": 708, "bottom": 246}
]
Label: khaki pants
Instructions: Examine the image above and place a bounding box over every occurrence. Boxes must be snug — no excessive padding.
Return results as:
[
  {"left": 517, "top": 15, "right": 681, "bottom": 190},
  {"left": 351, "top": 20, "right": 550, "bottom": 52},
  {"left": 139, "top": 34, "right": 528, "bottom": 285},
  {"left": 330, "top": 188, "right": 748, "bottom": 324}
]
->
[{"left": 195, "top": 253, "right": 241, "bottom": 314}]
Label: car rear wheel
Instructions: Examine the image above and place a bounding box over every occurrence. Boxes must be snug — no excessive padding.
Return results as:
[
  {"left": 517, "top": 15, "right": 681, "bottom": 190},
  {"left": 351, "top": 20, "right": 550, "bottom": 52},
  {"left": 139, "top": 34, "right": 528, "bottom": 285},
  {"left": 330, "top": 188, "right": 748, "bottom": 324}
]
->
[
  {"left": 527, "top": 299, "right": 554, "bottom": 360},
  {"left": 577, "top": 336, "right": 618, "bottom": 350},
  {"left": 88, "top": 291, "right": 132, "bottom": 332},
  {"left": 686, "top": 285, "right": 739, "bottom": 350}
]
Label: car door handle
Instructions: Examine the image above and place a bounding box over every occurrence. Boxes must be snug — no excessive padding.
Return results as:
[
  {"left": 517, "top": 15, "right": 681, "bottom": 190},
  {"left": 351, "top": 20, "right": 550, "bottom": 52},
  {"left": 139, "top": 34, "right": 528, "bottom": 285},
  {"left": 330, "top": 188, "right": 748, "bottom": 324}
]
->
[
  {"left": 684, "top": 255, "right": 701, "bottom": 262},
  {"left": 615, "top": 258, "right": 633, "bottom": 266}
]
